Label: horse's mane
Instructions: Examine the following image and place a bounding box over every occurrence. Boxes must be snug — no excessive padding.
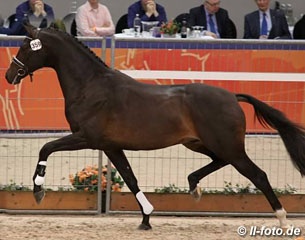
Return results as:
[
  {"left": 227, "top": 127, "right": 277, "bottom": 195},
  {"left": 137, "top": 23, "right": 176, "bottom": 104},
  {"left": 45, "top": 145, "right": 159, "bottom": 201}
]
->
[{"left": 44, "top": 27, "right": 110, "bottom": 69}]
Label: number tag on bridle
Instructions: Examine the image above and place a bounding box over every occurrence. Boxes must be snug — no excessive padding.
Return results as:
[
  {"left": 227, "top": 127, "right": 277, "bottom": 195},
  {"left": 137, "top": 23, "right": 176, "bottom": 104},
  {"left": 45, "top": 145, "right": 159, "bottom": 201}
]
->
[{"left": 30, "top": 39, "right": 42, "bottom": 51}]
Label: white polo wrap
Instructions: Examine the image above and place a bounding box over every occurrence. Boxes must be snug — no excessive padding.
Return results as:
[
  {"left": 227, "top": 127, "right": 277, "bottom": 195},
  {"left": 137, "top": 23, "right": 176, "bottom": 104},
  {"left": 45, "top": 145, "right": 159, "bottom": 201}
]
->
[
  {"left": 34, "top": 175, "right": 45, "bottom": 185},
  {"left": 275, "top": 208, "right": 288, "bottom": 228},
  {"left": 136, "top": 191, "right": 154, "bottom": 215}
]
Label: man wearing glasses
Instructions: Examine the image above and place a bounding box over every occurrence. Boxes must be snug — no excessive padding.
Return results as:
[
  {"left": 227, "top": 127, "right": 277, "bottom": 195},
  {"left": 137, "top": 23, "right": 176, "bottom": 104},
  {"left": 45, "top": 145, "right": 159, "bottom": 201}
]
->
[
  {"left": 189, "top": 0, "right": 236, "bottom": 38},
  {"left": 243, "top": 0, "right": 291, "bottom": 39}
]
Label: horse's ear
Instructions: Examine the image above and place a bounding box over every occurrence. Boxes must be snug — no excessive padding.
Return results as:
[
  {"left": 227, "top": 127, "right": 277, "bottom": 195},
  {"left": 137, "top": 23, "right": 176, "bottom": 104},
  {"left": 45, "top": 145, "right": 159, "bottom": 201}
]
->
[{"left": 23, "top": 21, "right": 38, "bottom": 38}]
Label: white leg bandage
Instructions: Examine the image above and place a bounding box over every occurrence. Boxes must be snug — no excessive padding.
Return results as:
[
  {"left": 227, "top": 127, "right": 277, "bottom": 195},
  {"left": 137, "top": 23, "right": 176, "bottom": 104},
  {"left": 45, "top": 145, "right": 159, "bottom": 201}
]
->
[
  {"left": 34, "top": 161, "right": 47, "bottom": 185},
  {"left": 34, "top": 175, "right": 45, "bottom": 185},
  {"left": 275, "top": 208, "right": 288, "bottom": 228},
  {"left": 136, "top": 191, "right": 154, "bottom": 215}
]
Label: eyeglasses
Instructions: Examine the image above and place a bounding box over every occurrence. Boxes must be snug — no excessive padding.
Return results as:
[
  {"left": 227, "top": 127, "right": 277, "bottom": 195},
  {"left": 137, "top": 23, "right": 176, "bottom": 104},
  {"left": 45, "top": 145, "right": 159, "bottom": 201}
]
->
[{"left": 206, "top": 1, "right": 221, "bottom": 7}]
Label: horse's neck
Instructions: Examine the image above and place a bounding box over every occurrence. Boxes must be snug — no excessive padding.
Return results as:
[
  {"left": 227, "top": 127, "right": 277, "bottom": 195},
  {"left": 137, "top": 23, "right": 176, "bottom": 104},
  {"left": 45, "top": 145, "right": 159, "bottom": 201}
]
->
[{"left": 50, "top": 42, "right": 107, "bottom": 100}]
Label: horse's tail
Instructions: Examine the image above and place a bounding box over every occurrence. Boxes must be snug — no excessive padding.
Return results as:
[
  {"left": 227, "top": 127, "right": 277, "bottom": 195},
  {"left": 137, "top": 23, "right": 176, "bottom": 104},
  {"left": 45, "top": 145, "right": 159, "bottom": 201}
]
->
[{"left": 236, "top": 93, "right": 305, "bottom": 177}]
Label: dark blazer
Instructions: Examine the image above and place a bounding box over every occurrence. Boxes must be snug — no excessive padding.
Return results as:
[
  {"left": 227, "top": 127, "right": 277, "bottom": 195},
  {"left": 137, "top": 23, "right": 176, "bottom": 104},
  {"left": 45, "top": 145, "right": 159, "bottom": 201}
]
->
[
  {"left": 0, "top": 1, "right": 54, "bottom": 35},
  {"left": 127, "top": 1, "right": 167, "bottom": 28},
  {"left": 189, "top": 5, "right": 236, "bottom": 39},
  {"left": 293, "top": 15, "right": 305, "bottom": 39},
  {"left": 243, "top": 9, "right": 291, "bottom": 39}
]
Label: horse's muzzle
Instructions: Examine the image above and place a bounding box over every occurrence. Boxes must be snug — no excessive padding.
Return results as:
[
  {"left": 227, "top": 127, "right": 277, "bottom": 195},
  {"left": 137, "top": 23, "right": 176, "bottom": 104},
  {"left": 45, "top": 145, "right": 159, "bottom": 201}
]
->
[
  {"left": 5, "top": 69, "right": 22, "bottom": 85},
  {"left": 5, "top": 56, "right": 33, "bottom": 85}
]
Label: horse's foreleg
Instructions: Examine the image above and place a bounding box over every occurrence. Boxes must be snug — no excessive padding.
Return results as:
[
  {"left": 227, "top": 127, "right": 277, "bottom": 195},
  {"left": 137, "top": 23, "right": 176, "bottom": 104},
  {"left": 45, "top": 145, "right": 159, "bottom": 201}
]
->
[
  {"left": 33, "top": 133, "right": 89, "bottom": 204},
  {"left": 104, "top": 150, "right": 153, "bottom": 230}
]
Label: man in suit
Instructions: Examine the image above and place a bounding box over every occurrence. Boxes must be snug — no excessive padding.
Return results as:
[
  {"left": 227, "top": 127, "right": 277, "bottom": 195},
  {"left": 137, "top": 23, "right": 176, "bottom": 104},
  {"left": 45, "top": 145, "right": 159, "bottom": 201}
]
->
[
  {"left": 243, "top": 0, "right": 291, "bottom": 39},
  {"left": 189, "top": 0, "right": 236, "bottom": 39}
]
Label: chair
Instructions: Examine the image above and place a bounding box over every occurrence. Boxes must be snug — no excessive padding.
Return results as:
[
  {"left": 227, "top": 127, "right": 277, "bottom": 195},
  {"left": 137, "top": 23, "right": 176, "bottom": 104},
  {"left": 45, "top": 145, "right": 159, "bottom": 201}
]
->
[
  {"left": 174, "top": 13, "right": 190, "bottom": 26},
  {"left": 293, "top": 15, "right": 305, "bottom": 39},
  {"left": 62, "top": 12, "right": 76, "bottom": 36},
  {"left": 3, "top": 14, "right": 16, "bottom": 28},
  {"left": 115, "top": 13, "right": 128, "bottom": 34},
  {"left": 228, "top": 18, "right": 237, "bottom": 39},
  {"left": 70, "top": 19, "right": 77, "bottom": 36}
]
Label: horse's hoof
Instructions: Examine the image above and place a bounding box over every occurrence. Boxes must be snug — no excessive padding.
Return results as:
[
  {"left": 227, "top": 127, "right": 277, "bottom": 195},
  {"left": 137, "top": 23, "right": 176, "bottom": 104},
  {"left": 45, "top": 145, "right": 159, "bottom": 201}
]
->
[
  {"left": 33, "top": 189, "right": 45, "bottom": 204},
  {"left": 138, "top": 223, "right": 152, "bottom": 230},
  {"left": 190, "top": 185, "right": 202, "bottom": 202}
]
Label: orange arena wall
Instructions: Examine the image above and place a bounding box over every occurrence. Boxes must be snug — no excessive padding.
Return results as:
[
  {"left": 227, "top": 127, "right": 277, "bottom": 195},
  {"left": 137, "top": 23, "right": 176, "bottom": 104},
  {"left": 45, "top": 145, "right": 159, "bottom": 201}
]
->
[{"left": 0, "top": 39, "right": 304, "bottom": 131}]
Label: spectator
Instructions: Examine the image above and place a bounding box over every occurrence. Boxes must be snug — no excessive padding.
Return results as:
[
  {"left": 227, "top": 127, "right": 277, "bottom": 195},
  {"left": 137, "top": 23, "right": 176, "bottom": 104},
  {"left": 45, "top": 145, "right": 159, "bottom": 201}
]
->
[
  {"left": 243, "top": 0, "right": 291, "bottom": 39},
  {"left": 127, "top": 0, "right": 167, "bottom": 28},
  {"left": 293, "top": 15, "right": 305, "bottom": 39},
  {"left": 0, "top": 0, "right": 54, "bottom": 35},
  {"left": 75, "top": 0, "right": 114, "bottom": 37},
  {"left": 188, "top": 0, "right": 236, "bottom": 39}
]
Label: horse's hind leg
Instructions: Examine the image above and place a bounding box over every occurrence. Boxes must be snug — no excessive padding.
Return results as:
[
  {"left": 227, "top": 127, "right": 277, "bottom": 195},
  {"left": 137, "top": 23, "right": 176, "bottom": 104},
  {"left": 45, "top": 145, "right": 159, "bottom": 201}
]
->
[
  {"left": 104, "top": 150, "right": 153, "bottom": 230},
  {"left": 184, "top": 143, "right": 228, "bottom": 200},
  {"left": 232, "top": 153, "right": 288, "bottom": 228},
  {"left": 33, "top": 133, "right": 90, "bottom": 203}
]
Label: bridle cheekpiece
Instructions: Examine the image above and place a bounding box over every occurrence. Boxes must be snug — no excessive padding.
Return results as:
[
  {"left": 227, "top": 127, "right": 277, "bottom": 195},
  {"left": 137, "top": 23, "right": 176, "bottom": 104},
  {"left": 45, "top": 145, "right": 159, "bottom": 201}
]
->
[
  {"left": 12, "top": 56, "right": 34, "bottom": 83},
  {"left": 11, "top": 33, "right": 42, "bottom": 84}
]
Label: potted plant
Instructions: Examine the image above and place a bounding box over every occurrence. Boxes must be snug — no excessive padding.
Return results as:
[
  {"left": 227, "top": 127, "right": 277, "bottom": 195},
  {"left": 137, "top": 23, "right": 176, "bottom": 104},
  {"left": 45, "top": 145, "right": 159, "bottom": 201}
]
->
[
  {"left": 160, "top": 20, "right": 180, "bottom": 38},
  {"left": 69, "top": 165, "right": 124, "bottom": 212},
  {"left": 110, "top": 182, "right": 305, "bottom": 213},
  {"left": 0, "top": 165, "right": 124, "bottom": 211},
  {"left": 69, "top": 165, "right": 124, "bottom": 192},
  {"left": 0, "top": 180, "right": 98, "bottom": 210}
]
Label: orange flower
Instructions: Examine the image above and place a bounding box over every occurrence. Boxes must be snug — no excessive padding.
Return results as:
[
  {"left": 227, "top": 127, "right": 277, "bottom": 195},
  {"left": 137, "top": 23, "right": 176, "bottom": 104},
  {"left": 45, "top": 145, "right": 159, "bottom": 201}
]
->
[
  {"left": 112, "top": 183, "right": 121, "bottom": 192},
  {"left": 102, "top": 166, "right": 107, "bottom": 174},
  {"left": 160, "top": 20, "right": 180, "bottom": 35},
  {"left": 70, "top": 165, "right": 124, "bottom": 192},
  {"left": 91, "top": 179, "right": 98, "bottom": 185},
  {"left": 69, "top": 174, "right": 75, "bottom": 184}
]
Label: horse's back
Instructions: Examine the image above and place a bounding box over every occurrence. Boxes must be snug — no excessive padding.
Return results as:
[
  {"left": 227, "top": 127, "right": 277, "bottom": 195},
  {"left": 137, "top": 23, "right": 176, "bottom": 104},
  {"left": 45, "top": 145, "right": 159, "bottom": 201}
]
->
[{"left": 184, "top": 83, "right": 241, "bottom": 113}]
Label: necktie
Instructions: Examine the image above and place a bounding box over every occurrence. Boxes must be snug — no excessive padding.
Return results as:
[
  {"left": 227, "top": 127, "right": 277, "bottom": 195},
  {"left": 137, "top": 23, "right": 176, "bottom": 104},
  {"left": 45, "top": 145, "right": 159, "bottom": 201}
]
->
[
  {"left": 209, "top": 14, "right": 216, "bottom": 34},
  {"left": 261, "top": 13, "right": 268, "bottom": 35}
]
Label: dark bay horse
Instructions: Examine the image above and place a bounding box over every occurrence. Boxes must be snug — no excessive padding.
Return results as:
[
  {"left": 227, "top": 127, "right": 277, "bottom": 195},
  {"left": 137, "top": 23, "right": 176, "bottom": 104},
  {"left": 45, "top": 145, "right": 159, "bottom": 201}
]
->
[{"left": 5, "top": 24, "right": 305, "bottom": 230}]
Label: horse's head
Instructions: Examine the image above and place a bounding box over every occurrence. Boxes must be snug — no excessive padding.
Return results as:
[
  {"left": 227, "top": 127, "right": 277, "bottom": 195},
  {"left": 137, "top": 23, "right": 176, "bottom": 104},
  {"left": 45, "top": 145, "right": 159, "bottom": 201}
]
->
[{"left": 6, "top": 23, "right": 47, "bottom": 85}]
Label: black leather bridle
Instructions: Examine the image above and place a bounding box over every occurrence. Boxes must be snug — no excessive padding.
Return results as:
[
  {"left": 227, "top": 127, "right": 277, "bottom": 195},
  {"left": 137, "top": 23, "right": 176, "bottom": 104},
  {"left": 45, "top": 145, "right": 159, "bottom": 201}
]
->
[{"left": 11, "top": 56, "right": 33, "bottom": 84}]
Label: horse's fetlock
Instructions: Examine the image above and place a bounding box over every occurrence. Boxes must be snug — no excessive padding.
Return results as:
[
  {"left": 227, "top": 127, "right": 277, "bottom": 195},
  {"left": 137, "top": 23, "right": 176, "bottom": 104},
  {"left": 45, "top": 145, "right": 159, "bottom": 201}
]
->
[{"left": 188, "top": 174, "right": 198, "bottom": 191}]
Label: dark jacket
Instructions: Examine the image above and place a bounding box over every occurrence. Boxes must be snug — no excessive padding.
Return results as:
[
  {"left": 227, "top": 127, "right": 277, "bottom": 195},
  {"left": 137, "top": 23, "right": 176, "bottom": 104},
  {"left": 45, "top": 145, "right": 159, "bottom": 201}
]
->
[
  {"left": 189, "top": 5, "right": 236, "bottom": 39},
  {"left": 243, "top": 9, "right": 291, "bottom": 39},
  {"left": 127, "top": 1, "right": 167, "bottom": 28},
  {"left": 293, "top": 15, "right": 305, "bottom": 39},
  {"left": 0, "top": 0, "right": 54, "bottom": 35}
]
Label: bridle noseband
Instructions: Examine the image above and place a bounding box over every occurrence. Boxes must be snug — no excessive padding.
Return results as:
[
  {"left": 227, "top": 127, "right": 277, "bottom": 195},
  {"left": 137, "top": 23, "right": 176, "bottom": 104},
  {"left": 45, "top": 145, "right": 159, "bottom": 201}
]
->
[
  {"left": 11, "top": 34, "right": 41, "bottom": 84},
  {"left": 12, "top": 56, "right": 34, "bottom": 84}
]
